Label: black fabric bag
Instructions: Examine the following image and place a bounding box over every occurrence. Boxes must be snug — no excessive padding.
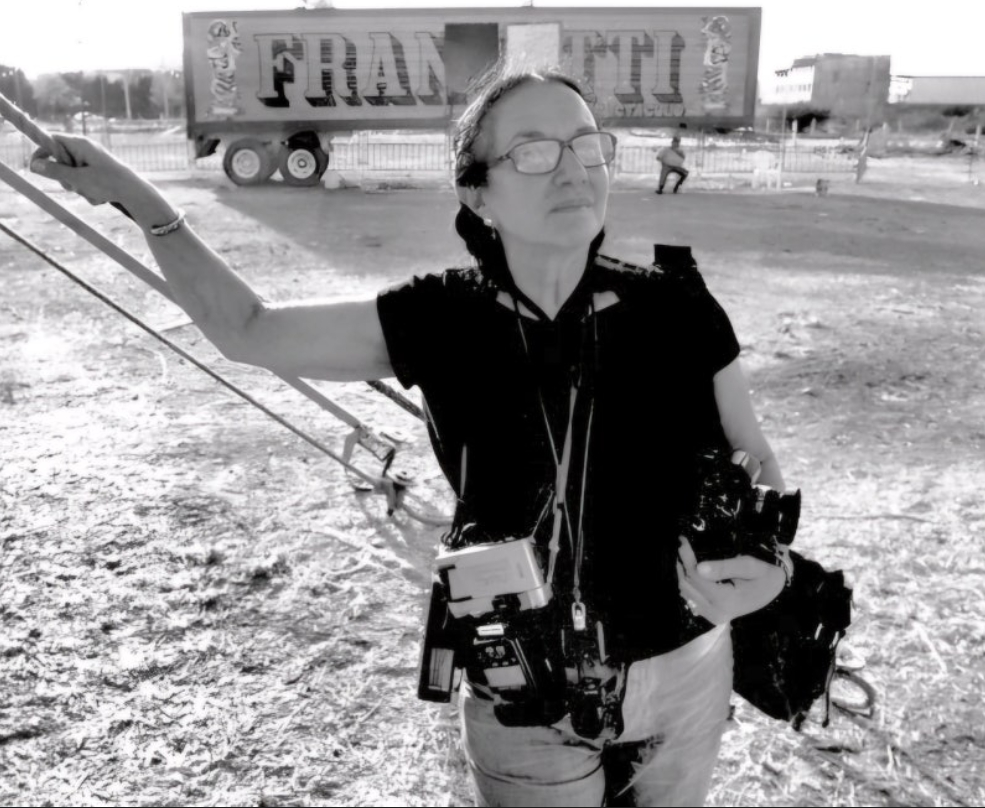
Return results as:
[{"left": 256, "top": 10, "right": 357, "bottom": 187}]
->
[
  {"left": 655, "top": 245, "right": 856, "bottom": 728},
  {"left": 731, "top": 551, "right": 853, "bottom": 728},
  {"left": 679, "top": 445, "right": 854, "bottom": 729}
]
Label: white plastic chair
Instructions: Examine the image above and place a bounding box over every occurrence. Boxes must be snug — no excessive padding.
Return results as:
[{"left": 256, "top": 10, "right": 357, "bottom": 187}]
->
[{"left": 751, "top": 150, "right": 781, "bottom": 190}]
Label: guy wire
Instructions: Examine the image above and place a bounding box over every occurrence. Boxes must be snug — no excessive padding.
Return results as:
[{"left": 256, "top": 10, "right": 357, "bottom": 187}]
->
[
  {"left": 0, "top": 89, "right": 423, "bottom": 422},
  {"left": 0, "top": 218, "right": 377, "bottom": 489}
]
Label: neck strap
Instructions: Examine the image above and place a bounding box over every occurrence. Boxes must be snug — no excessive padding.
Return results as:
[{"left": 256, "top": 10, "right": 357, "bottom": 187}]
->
[
  {"left": 486, "top": 251, "right": 598, "bottom": 323},
  {"left": 511, "top": 295, "right": 598, "bottom": 619}
]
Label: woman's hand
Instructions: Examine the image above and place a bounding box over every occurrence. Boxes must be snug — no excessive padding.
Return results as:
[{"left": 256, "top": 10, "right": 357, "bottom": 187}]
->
[
  {"left": 677, "top": 536, "right": 786, "bottom": 625},
  {"left": 29, "top": 134, "right": 154, "bottom": 213}
]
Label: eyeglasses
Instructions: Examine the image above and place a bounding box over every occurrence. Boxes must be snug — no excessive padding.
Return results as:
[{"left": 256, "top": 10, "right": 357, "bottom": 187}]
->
[{"left": 491, "top": 132, "right": 618, "bottom": 175}]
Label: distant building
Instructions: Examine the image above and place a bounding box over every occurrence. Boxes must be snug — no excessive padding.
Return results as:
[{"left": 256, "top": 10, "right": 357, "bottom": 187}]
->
[
  {"left": 761, "top": 57, "right": 817, "bottom": 106},
  {"left": 888, "top": 76, "right": 985, "bottom": 107},
  {"left": 761, "top": 53, "right": 891, "bottom": 122}
]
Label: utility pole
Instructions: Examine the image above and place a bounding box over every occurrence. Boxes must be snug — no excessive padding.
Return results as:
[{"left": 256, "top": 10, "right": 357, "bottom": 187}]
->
[
  {"left": 971, "top": 124, "right": 982, "bottom": 185},
  {"left": 100, "top": 73, "right": 111, "bottom": 148},
  {"left": 123, "top": 69, "right": 132, "bottom": 120},
  {"left": 779, "top": 104, "right": 787, "bottom": 181},
  {"left": 13, "top": 68, "right": 24, "bottom": 109},
  {"left": 865, "top": 58, "right": 876, "bottom": 131}
]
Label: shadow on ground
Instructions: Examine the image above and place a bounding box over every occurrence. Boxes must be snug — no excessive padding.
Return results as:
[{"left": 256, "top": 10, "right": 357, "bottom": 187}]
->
[{"left": 192, "top": 179, "right": 985, "bottom": 280}]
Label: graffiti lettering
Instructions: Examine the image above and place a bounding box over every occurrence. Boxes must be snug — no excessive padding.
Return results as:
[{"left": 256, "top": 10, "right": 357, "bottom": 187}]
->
[
  {"left": 650, "top": 31, "right": 685, "bottom": 104},
  {"left": 608, "top": 30, "right": 648, "bottom": 105},
  {"left": 596, "top": 98, "right": 687, "bottom": 120},
  {"left": 562, "top": 31, "right": 607, "bottom": 88},
  {"left": 255, "top": 35, "right": 305, "bottom": 108},
  {"left": 364, "top": 32, "right": 414, "bottom": 105},
  {"left": 255, "top": 30, "right": 446, "bottom": 108},
  {"left": 250, "top": 26, "right": 700, "bottom": 114},
  {"left": 414, "top": 31, "right": 445, "bottom": 105},
  {"left": 304, "top": 33, "right": 360, "bottom": 107},
  {"left": 564, "top": 28, "right": 685, "bottom": 110},
  {"left": 656, "top": 102, "right": 687, "bottom": 118},
  {"left": 205, "top": 20, "right": 244, "bottom": 116},
  {"left": 699, "top": 16, "right": 732, "bottom": 113}
]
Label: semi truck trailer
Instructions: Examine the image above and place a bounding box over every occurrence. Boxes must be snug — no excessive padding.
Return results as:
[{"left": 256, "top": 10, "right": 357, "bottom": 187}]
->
[{"left": 183, "top": 6, "right": 760, "bottom": 185}]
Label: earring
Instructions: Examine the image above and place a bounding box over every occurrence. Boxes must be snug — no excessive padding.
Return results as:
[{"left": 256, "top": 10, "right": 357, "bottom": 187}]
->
[
  {"left": 483, "top": 218, "right": 494, "bottom": 228},
  {"left": 483, "top": 218, "right": 497, "bottom": 240}
]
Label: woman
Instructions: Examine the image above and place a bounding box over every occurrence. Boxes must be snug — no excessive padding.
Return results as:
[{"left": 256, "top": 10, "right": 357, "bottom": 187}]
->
[{"left": 31, "top": 66, "right": 788, "bottom": 807}]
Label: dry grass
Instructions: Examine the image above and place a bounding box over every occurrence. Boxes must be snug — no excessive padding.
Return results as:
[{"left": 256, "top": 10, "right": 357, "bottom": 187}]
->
[{"left": 1, "top": 161, "right": 983, "bottom": 806}]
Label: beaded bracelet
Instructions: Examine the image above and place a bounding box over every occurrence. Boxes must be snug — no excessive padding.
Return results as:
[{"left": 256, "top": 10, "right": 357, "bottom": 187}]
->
[{"left": 149, "top": 209, "right": 186, "bottom": 237}]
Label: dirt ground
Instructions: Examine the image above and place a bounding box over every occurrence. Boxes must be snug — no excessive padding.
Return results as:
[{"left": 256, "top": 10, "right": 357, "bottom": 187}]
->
[{"left": 1, "top": 154, "right": 983, "bottom": 807}]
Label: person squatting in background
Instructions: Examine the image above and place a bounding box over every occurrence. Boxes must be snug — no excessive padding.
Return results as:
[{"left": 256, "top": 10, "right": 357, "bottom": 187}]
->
[
  {"left": 655, "top": 136, "right": 689, "bottom": 194},
  {"left": 31, "top": 63, "right": 790, "bottom": 807}
]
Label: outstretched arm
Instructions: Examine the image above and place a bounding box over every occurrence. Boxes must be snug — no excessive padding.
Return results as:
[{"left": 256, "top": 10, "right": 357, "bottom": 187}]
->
[{"left": 31, "top": 136, "right": 393, "bottom": 382}]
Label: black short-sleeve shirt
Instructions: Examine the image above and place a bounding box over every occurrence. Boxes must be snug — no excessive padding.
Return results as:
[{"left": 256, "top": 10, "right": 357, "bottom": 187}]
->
[{"left": 377, "top": 256, "right": 741, "bottom": 661}]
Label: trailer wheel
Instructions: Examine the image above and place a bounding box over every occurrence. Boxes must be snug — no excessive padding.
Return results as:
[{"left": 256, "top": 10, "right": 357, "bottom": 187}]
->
[
  {"left": 280, "top": 145, "right": 329, "bottom": 186},
  {"left": 223, "top": 139, "right": 276, "bottom": 186}
]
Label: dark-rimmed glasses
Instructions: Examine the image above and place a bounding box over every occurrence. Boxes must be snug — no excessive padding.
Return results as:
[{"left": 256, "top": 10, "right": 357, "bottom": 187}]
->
[{"left": 491, "top": 132, "right": 618, "bottom": 175}]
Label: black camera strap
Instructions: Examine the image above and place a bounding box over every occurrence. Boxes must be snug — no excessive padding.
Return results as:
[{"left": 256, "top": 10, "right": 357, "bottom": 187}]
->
[
  {"left": 511, "top": 293, "right": 598, "bottom": 634},
  {"left": 546, "top": 384, "right": 578, "bottom": 589}
]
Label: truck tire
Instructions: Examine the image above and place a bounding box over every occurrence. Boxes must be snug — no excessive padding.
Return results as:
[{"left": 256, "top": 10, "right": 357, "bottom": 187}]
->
[
  {"left": 223, "top": 139, "right": 276, "bottom": 186},
  {"left": 280, "top": 145, "right": 329, "bottom": 186}
]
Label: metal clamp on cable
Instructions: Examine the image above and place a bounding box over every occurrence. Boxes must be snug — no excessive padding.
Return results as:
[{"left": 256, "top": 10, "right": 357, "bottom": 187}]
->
[
  {"left": 149, "top": 209, "right": 185, "bottom": 237},
  {"left": 375, "top": 470, "right": 414, "bottom": 516}
]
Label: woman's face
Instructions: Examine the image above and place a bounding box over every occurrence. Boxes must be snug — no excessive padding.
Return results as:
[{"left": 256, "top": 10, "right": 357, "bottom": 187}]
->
[{"left": 472, "top": 80, "right": 610, "bottom": 254}]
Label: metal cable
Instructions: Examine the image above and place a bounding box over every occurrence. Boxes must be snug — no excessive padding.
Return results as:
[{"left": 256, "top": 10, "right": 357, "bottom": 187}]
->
[
  {"left": 0, "top": 218, "right": 379, "bottom": 486},
  {"left": 0, "top": 220, "right": 450, "bottom": 526},
  {"left": 0, "top": 90, "right": 425, "bottom": 424}
]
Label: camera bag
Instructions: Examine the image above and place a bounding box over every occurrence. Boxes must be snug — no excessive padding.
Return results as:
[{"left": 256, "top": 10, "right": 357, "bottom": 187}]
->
[
  {"left": 680, "top": 444, "right": 854, "bottom": 728},
  {"left": 731, "top": 551, "right": 852, "bottom": 728}
]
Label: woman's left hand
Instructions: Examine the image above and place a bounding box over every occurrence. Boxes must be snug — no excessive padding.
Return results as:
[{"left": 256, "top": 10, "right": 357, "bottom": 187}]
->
[{"left": 677, "top": 537, "right": 786, "bottom": 625}]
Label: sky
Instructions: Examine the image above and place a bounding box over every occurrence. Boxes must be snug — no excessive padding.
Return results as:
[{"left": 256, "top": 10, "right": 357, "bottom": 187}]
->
[{"left": 1, "top": 0, "right": 984, "bottom": 83}]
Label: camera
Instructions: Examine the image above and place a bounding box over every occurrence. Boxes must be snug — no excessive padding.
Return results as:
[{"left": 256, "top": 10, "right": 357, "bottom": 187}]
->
[
  {"left": 434, "top": 537, "right": 552, "bottom": 618},
  {"left": 418, "top": 536, "right": 628, "bottom": 735},
  {"left": 468, "top": 611, "right": 569, "bottom": 726},
  {"left": 682, "top": 447, "right": 801, "bottom": 565},
  {"left": 568, "top": 677, "right": 608, "bottom": 739},
  {"left": 417, "top": 578, "right": 466, "bottom": 703},
  {"left": 563, "top": 619, "right": 625, "bottom": 740},
  {"left": 418, "top": 536, "right": 566, "bottom": 720}
]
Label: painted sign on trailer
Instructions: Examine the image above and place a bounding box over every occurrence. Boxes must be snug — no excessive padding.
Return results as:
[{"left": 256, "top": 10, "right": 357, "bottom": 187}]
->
[{"left": 183, "top": 6, "right": 761, "bottom": 134}]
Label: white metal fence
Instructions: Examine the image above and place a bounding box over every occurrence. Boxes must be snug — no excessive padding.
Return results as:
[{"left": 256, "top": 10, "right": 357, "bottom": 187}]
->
[
  {"left": 0, "top": 131, "right": 217, "bottom": 173},
  {"left": 0, "top": 130, "right": 856, "bottom": 180},
  {"left": 615, "top": 141, "right": 856, "bottom": 176},
  {"left": 329, "top": 139, "right": 453, "bottom": 172}
]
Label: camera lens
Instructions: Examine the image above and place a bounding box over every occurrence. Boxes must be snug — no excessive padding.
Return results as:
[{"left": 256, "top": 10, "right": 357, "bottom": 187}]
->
[{"left": 569, "top": 687, "right": 605, "bottom": 739}]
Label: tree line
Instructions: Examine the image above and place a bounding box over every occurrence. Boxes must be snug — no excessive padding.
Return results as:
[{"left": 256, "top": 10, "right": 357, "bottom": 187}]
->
[{"left": 0, "top": 65, "right": 185, "bottom": 121}]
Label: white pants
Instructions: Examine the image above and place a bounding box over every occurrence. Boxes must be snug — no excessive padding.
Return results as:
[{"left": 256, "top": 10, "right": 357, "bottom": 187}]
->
[{"left": 460, "top": 625, "right": 733, "bottom": 807}]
